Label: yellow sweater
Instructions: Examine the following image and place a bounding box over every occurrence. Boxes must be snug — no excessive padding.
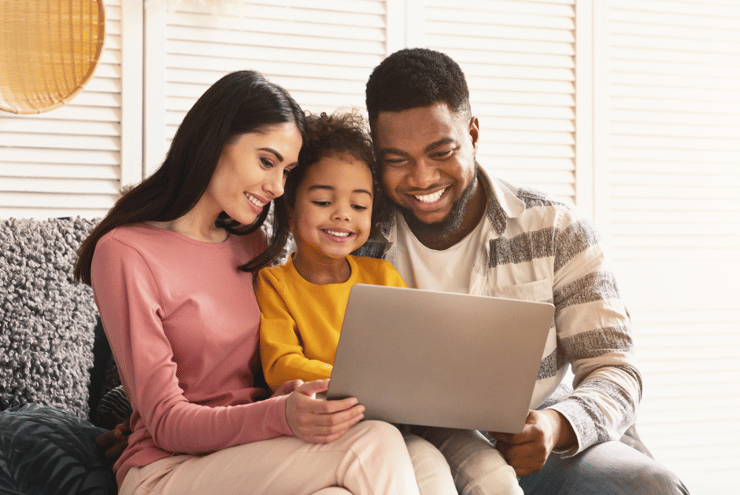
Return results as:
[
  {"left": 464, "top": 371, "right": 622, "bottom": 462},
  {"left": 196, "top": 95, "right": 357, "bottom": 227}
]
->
[{"left": 256, "top": 254, "right": 407, "bottom": 391}]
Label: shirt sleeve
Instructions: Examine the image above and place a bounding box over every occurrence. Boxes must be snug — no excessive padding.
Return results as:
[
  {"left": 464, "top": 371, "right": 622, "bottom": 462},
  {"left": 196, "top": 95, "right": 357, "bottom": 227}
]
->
[
  {"left": 91, "top": 235, "right": 293, "bottom": 455},
  {"left": 256, "top": 268, "right": 333, "bottom": 391},
  {"left": 547, "top": 211, "right": 642, "bottom": 456}
]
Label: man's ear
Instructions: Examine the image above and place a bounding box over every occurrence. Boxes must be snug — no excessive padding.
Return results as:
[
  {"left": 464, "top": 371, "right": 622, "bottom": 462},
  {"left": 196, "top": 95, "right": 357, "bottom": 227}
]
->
[{"left": 469, "top": 116, "right": 480, "bottom": 155}]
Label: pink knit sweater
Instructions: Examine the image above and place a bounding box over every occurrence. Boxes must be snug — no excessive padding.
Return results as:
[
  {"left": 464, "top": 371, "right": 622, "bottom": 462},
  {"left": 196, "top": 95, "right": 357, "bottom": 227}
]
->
[{"left": 91, "top": 224, "right": 293, "bottom": 488}]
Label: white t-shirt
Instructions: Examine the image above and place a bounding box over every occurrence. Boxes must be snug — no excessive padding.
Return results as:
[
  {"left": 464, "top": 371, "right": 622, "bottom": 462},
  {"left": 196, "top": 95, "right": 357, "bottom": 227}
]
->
[{"left": 392, "top": 212, "right": 489, "bottom": 293}]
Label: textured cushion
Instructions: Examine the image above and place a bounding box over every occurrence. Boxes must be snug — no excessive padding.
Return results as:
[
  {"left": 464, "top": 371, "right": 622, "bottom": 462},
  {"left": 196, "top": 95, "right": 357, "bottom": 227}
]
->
[
  {"left": 0, "top": 404, "right": 116, "bottom": 494},
  {"left": 0, "top": 217, "right": 99, "bottom": 419}
]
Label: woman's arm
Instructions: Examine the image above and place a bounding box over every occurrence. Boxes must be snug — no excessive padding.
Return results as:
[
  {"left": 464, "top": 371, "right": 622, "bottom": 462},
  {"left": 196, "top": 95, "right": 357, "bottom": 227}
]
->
[{"left": 91, "top": 235, "right": 294, "bottom": 454}]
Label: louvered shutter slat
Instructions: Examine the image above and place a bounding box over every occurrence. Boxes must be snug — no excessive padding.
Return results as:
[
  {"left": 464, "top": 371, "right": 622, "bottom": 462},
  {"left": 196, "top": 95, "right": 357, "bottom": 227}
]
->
[
  {"left": 422, "top": 0, "right": 577, "bottom": 203},
  {"left": 602, "top": 0, "right": 740, "bottom": 480}
]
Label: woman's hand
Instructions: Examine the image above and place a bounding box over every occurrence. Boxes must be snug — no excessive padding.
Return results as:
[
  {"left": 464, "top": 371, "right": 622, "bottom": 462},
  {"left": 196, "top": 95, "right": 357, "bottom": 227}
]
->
[
  {"left": 95, "top": 422, "right": 132, "bottom": 472},
  {"left": 285, "top": 379, "right": 365, "bottom": 444}
]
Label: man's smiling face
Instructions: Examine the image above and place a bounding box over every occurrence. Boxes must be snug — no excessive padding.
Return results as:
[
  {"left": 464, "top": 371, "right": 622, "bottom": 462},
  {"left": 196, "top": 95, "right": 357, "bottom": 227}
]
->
[{"left": 374, "top": 102, "right": 483, "bottom": 244}]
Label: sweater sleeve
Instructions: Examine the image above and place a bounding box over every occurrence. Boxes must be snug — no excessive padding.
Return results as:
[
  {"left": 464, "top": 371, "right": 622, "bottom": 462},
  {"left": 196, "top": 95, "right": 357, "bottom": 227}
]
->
[
  {"left": 547, "top": 213, "right": 642, "bottom": 456},
  {"left": 91, "top": 236, "right": 293, "bottom": 455},
  {"left": 256, "top": 268, "right": 333, "bottom": 391},
  {"left": 379, "top": 259, "right": 408, "bottom": 289}
]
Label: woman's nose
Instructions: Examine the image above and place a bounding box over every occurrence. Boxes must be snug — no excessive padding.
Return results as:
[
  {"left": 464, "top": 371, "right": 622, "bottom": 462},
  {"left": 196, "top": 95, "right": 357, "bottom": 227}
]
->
[{"left": 264, "top": 170, "right": 285, "bottom": 198}]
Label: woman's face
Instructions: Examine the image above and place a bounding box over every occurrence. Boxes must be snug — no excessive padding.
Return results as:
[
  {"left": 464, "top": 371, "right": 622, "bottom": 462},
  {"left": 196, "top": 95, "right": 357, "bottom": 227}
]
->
[{"left": 205, "top": 122, "right": 303, "bottom": 226}]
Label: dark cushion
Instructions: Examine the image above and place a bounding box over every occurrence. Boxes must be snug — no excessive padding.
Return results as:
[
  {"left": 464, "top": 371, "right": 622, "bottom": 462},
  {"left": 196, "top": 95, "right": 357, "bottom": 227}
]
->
[
  {"left": 88, "top": 317, "right": 115, "bottom": 427},
  {"left": 0, "top": 404, "right": 116, "bottom": 494},
  {"left": 96, "top": 385, "right": 132, "bottom": 431}
]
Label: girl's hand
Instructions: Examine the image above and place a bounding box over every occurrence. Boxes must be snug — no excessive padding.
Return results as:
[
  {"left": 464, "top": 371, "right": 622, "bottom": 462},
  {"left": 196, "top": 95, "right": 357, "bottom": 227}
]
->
[
  {"left": 271, "top": 379, "right": 303, "bottom": 397},
  {"left": 285, "top": 379, "right": 365, "bottom": 444}
]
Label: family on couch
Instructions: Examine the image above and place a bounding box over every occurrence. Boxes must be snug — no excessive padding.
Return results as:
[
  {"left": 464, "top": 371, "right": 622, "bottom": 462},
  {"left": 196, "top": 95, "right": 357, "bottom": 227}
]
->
[{"left": 77, "top": 48, "right": 688, "bottom": 494}]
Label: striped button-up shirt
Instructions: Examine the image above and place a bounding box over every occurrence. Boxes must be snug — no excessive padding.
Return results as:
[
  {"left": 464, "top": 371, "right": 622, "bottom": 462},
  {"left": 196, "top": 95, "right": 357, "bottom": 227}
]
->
[{"left": 358, "top": 167, "right": 642, "bottom": 456}]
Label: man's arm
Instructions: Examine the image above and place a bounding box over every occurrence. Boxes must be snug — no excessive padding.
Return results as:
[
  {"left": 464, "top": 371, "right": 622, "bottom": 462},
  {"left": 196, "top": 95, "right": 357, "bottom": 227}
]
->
[
  {"left": 547, "top": 215, "right": 642, "bottom": 455},
  {"left": 491, "top": 211, "right": 640, "bottom": 474}
]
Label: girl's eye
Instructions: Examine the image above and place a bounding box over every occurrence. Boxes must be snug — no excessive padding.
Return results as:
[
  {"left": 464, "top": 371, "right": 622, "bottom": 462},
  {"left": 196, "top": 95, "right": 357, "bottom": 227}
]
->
[
  {"left": 312, "top": 201, "right": 330, "bottom": 207},
  {"left": 352, "top": 204, "right": 368, "bottom": 211}
]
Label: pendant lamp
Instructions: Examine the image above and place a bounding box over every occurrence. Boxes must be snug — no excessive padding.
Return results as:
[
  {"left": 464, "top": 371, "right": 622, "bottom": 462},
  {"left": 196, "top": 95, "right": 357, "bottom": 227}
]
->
[{"left": 0, "top": 0, "right": 106, "bottom": 114}]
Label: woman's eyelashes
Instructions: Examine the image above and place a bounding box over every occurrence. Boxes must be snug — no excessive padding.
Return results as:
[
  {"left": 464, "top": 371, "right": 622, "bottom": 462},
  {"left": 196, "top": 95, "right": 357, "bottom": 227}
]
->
[{"left": 260, "top": 157, "right": 275, "bottom": 169}]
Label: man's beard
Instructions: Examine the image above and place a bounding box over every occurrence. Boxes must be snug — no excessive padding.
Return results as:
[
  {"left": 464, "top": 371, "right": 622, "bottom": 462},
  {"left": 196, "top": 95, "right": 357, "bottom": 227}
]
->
[{"left": 398, "top": 170, "right": 478, "bottom": 241}]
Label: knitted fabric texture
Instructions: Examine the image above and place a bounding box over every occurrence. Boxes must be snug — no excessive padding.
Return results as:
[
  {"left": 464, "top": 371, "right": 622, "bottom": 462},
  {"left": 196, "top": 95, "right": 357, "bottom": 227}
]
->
[{"left": 0, "top": 217, "right": 99, "bottom": 419}]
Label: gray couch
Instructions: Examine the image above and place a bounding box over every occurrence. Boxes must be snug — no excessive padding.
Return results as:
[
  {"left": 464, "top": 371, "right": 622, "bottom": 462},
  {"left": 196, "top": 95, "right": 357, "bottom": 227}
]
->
[{"left": 0, "top": 217, "right": 116, "bottom": 494}]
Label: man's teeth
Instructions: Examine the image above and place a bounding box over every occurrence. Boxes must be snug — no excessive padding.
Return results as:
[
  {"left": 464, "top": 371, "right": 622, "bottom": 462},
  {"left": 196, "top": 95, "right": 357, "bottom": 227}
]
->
[
  {"left": 325, "top": 230, "right": 351, "bottom": 237},
  {"left": 245, "top": 193, "right": 265, "bottom": 207},
  {"left": 415, "top": 189, "right": 444, "bottom": 203}
]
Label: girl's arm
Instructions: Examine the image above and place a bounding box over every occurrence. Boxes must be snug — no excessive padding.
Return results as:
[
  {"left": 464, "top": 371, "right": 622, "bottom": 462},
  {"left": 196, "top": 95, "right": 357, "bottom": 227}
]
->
[{"left": 256, "top": 269, "right": 333, "bottom": 390}]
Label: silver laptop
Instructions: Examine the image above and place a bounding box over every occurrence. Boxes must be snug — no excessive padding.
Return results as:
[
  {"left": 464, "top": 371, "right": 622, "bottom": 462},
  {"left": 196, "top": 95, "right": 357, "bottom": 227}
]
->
[{"left": 326, "top": 284, "right": 554, "bottom": 433}]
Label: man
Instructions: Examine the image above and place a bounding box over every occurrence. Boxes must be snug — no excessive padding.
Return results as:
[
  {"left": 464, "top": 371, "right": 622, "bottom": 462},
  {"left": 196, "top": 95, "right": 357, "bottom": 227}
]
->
[{"left": 359, "top": 47, "right": 688, "bottom": 495}]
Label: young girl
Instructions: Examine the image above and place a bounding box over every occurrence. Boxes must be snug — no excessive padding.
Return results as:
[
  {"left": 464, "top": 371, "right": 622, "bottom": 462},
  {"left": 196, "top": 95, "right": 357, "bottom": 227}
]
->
[
  {"left": 75, "top": 71, "right": 420, "bottom": 495},
  {"left": 257, "top": 110, "right": 406, "bottom": 388},
  {"left": 256, "top": 111, "right": 522, "bottom": 495}
]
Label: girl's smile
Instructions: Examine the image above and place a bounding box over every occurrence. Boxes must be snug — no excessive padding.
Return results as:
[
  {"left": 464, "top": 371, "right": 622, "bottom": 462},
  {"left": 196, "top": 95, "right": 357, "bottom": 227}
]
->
[{"left": 289, "top": 153, "right": 374, "bottom": 282}]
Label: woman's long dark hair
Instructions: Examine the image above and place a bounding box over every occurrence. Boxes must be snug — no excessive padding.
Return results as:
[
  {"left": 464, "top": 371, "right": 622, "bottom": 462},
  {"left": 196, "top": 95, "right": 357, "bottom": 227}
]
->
[{"left": 75, "top": 70, "right": 307, "bottom": 284}]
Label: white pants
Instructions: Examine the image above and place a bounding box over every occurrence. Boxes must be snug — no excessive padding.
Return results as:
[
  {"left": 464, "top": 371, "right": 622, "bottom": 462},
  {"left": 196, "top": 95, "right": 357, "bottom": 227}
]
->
[
  {"left": 403, "top": 431, "right": 457, "bottom": 495},
  {"left": 120, "top": 420, "right": 420, "bottom": 495},
  {"left": 409, "top": 426, "right": 522, "bottom": 495}
]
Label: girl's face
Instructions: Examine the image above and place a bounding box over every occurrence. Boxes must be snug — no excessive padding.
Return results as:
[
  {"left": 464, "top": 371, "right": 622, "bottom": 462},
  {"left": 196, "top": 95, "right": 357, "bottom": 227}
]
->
[
  {"left": 290, "top": 153, "right": 374, "bottom": 262},
  {"left": 204, "top": 122, "right": 302, "bottom": 226}
]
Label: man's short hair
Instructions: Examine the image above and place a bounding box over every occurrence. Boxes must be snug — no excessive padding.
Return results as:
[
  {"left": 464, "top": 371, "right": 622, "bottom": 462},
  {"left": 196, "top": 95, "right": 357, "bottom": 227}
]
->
[{"left": 365, "top": 48, "right": 471, "bottom": 130}]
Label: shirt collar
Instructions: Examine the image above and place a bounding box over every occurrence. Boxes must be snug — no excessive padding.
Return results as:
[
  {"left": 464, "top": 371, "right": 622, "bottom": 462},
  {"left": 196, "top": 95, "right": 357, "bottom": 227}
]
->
[{"left": 477, "top": 166, "right": 525, "bottom": 235}]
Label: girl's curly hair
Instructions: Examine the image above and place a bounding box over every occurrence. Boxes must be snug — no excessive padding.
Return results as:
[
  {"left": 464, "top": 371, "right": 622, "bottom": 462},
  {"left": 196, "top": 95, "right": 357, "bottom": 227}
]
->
[{"left": 285, "top": 110, "right": 390, "bottom": 230}]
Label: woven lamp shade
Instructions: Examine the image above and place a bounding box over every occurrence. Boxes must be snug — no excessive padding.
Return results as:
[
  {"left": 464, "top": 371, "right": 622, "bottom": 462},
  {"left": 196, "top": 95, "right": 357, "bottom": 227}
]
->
[{"left": 0, "top": 0, "right": 105, "bottom": 114}]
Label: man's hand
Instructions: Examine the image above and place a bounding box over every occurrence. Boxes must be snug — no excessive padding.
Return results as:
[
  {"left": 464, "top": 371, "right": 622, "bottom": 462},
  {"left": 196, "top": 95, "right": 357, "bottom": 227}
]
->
[
  {"left": 489, "top": 409, "right": 576, "bottom": 477},
  {"left": 95, "top": 422, "right": 131, "bottom": 472},
  {"left": 285, "top": 379, "right": 365, "bottom": 444}
]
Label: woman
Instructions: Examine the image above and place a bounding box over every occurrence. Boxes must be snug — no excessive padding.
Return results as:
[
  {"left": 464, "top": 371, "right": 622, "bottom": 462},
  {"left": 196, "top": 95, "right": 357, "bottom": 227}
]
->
[{"left": 75, "top": 71, "right": 420, "bottom": 495}]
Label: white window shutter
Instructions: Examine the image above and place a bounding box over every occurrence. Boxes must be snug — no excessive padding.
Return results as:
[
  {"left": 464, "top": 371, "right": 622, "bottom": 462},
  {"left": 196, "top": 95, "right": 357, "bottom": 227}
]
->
[
  {"left": 144, "top": 0, "right": 389, "bottom": 174},
  {"left": 418, "top": 0, "right": 577, "bottom": 203},
  {"left": 0, "top": 0, "right": 140, "bottom": 220},
  {"left": 598, "top": 0, "right": 740, "bottom": 479}
]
